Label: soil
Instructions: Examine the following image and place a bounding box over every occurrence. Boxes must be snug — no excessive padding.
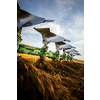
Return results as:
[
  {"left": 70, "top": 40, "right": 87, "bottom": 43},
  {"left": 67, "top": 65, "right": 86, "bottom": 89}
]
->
[{"left": 17, "top": 55, "right": 84, "bottom": 100}]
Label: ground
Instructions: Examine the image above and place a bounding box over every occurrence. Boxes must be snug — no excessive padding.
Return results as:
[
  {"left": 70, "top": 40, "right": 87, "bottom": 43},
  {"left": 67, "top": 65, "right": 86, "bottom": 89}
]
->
[{"left": 17, "top": 53, "right": 84, "bottom": 100}]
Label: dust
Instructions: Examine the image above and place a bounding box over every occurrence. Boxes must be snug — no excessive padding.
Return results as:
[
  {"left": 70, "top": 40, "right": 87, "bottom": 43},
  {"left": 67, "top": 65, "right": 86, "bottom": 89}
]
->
[{"left": 17, "top": 56, "right": 84, "bottom": 100}]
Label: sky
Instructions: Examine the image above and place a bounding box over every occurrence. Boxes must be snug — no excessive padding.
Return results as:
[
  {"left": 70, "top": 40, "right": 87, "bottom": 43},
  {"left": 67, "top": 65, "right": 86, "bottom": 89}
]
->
[{"left": 17, "top": 0, "right": 84, "bottom": 60}]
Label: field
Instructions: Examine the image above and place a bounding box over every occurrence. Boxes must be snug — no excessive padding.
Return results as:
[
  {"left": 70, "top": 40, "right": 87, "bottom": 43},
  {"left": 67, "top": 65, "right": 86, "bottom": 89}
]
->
[
  {"left": 17, "top": 53, "right": 84, "bottom": 100},
  {"left": 17, "top": 53, "right": 84, "bottom": 64},
  {"left": 73, "top": 59, "right": 84, "bottom": 64}
]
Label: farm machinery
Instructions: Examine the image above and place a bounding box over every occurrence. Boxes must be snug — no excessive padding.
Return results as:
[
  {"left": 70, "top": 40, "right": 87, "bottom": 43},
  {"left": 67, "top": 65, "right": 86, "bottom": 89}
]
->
[{"left": 17, "top": 2, "right": 81, "bottom": 61}]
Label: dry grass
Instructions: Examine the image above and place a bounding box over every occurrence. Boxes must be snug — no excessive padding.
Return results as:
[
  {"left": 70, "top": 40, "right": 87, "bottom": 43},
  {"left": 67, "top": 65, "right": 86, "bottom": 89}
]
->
[
  {"left": 17, "top": 53, "right": 84, "bottom": 64},
  {"left": 73, "top": 59, "right": 84, "bottom": 64},
  {"left": 17, "top": 53, "right": 40, "bottom": 62}
]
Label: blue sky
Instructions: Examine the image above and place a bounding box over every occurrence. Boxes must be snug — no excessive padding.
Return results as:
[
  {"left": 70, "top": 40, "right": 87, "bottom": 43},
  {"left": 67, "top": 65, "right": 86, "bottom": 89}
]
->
[{"left": 18, "top": 0, "right": 84, "bottom": 60}]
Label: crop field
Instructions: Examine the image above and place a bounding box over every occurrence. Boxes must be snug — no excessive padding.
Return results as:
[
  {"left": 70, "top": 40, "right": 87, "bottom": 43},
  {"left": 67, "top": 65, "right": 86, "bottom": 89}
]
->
[
  {"left": 17, "top": 53, "right": 84, "bottom": 64},
  {"left": 73, "top": 59, "right": 84, "bottom": 64},
  {"left": 17, "top": 53, "right": 52, "bottom": 62},
  {"left": 17, "top": 53, "right": 84, "bottom": 100}
]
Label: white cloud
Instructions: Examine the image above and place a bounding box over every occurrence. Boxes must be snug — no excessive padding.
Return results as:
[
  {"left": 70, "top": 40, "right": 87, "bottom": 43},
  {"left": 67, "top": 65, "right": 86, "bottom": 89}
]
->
[
  {"left": 75, "top": 40, "right": 84, "bottom": 46},
  {"left": 73, "top": 39, "right": 84, "bottom": 60},
  {"left": 47, "top": 43, "right": 56, "bottom": 52},
  {"left": 75, "top": 40, "right": 84, "bottom": 53},
  {"left": 34, "top": 23, "right": 64, "bottom": 35},
  {"left": 21, "top": 23, "right": 64, "bottom": 35},
  {"left": 21, "top": 41, "right": 43, "bottom": 48},
  {"left": 73, "top": 52, "right": 84, "bottom": 60},
  {"left": 73, "top": 46, "right": 84, "bottom": 60},
  {"left": 73, "top": 55, "right": 84, "bottom": 61},
  {"left": 22, "top": 26, "right": 38, "bottom": 34},
  {"left": 20, "top": 35, "right": 43, "bottom": 48}
]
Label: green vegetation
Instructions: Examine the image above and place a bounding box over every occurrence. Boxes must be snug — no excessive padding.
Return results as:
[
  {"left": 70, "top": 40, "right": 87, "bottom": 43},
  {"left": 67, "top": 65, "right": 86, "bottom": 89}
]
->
[
  {"left": 17, "top": 44, "right": 75, "bottom": 61},
  {"left": 17, "top": 34, "right": 22, "bottom": 50},
  {"left": 39, "top": 45, "right": 48, "bottom": 56}
]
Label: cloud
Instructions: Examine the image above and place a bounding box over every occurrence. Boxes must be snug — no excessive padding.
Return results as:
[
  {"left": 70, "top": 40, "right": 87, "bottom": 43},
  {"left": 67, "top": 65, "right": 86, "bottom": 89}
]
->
[
  {"left": 73, "top": 39, "right": 84, "bottom": 60},
  {"left": 73, "top": 49, "right": 84, "bottom": 60},
  {"left": 20, "top": 35, "right": 43, "bottom": 48},
  {"left": 47, "top": 43, "right": 56, "bottom": 52},
  {"left": 73, "top": 55, "right": 84, "bottom": 61},
  {"left": 22, "top": 27, "right": 38, "bottom": 34},
  {"left": 37, "top": 23, "right": 64, "bottom": 35},
  {"left": 75, "top": 40, "right": 84, "bottom": 46},
  {"left": 22, "top": 23, "right": 64, "bottom": 35},
  {"left": 73, "top": 47, "right": 84, "bottom": 60}
]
